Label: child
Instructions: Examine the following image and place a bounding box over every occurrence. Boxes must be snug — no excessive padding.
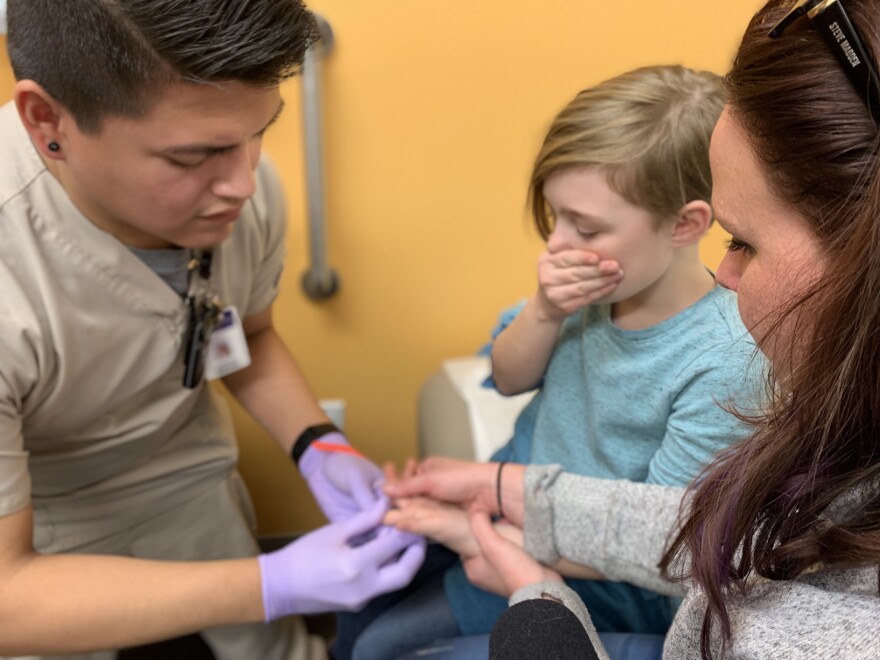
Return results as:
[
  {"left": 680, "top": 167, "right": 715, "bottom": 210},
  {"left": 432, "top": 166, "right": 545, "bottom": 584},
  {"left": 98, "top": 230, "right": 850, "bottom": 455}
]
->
[{"left": 334, "top": 65, "right": 763, "bottom": 660}]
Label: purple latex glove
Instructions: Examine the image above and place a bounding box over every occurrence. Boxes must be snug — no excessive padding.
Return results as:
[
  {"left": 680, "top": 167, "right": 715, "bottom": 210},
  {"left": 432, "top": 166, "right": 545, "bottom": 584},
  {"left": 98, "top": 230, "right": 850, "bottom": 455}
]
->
[
  {"left": 299, "top": 431, "right": 385, "bottom": 522},
  {"left": 258, "top": 496, "right": 427, "bottom": 620}
]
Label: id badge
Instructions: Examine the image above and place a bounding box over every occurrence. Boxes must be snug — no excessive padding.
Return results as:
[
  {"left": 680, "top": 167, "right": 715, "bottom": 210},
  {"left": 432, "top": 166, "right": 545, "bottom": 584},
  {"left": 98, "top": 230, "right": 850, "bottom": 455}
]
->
[{"left": 204, "top": 306, "right": 252, "bottom": 380}]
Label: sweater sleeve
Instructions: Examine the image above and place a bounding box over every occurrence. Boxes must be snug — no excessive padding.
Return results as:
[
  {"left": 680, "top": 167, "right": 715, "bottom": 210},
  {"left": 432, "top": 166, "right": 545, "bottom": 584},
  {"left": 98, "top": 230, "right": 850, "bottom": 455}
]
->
[
  {"left": 522, "top": 465, "right": 880, "bottom": 658},
  {"left": 522, "top": 464, "right": 689, "bottom": 597},
  {"left": 510, "top": 572, "right": 880, "bottom": 659},
  {"left": 508, "top": 581, "right": 611, "bottom": 660}
]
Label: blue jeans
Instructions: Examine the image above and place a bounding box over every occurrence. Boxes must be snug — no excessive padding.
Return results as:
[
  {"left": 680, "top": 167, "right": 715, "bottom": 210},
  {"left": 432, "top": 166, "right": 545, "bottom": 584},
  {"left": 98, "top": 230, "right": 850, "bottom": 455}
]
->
[{"left": 396, "top": 633, "right": 665, "bottom": 660}]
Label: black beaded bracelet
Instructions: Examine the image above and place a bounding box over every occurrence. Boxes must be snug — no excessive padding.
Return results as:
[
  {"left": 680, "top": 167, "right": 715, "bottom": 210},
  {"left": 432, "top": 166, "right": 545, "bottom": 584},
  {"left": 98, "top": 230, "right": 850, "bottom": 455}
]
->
[
  {"left": 496, "top": 460, "right": 508, "bottom": 519},
  {"left": 291, "top": 422, "right": 340, "bottom": 465}
]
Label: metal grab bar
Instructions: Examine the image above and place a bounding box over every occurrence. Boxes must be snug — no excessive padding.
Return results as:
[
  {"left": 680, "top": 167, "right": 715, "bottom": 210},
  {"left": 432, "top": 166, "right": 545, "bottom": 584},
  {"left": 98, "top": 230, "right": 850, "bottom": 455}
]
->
[{"left": 300, "top": 14, "right": 340, "bottom": 300}]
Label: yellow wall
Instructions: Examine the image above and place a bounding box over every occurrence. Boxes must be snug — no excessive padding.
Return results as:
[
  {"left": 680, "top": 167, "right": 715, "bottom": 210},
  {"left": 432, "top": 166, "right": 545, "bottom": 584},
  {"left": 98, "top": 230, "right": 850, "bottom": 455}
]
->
[{"left": 0, "top": 0, "right": 763, "bottom": 535}]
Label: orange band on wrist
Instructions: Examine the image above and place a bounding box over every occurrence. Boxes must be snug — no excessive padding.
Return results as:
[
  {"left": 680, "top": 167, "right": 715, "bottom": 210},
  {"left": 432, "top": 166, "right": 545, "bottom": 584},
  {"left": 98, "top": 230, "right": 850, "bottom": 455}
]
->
[{"left": 310, "top": 441, "right": 365, "bottom": 458}]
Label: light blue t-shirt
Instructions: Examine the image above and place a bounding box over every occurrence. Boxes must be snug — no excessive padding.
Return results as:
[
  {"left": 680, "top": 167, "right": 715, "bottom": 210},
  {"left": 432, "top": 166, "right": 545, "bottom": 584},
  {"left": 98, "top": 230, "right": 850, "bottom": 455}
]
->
[
  {"left": 505, "top": 284, "right": 762, "bottom": 486},
  {"left": 444, "top": 285, "right": 764, "bottom": 635}
]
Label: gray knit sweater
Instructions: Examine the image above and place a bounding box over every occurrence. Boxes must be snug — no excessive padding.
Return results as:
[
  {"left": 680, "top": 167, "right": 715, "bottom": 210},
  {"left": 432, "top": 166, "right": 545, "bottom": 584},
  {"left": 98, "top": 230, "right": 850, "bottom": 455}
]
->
[{"left": 516, "top": 465, "right": 880, "bottom": 659}]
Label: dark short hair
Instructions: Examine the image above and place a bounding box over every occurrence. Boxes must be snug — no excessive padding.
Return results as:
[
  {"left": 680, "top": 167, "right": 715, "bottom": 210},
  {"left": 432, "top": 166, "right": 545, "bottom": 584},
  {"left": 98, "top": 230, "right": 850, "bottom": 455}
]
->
[{"left": 7, "top": 0, "right": 317, "bottom": 132}]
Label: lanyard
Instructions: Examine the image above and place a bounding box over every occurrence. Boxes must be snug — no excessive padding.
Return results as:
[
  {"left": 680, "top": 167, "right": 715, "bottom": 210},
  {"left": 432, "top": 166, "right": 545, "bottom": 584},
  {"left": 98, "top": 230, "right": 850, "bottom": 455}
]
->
[{"left": 182, "top": 250, "right": 223, "bottom": 388}]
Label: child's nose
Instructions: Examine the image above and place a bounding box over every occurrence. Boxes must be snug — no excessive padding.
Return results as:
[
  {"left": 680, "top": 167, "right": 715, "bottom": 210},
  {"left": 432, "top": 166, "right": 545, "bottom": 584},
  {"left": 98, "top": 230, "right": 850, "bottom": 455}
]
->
[{"left": 547, "top": 226, "right": 571, "bottom": 253}]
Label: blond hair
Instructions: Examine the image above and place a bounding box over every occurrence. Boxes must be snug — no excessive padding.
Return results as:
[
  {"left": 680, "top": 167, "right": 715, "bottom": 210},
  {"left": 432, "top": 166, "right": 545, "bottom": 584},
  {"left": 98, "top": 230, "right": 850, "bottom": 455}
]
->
[{"left": 529, "top": 65, "right": 725, "bottom": 238}]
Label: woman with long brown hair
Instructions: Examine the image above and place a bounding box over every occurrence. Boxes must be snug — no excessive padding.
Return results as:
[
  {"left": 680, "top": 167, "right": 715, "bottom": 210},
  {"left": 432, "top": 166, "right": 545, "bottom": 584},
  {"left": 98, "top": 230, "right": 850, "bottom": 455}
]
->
[{"left": 386, "top": 0, "right": 880, "bottom": 656}]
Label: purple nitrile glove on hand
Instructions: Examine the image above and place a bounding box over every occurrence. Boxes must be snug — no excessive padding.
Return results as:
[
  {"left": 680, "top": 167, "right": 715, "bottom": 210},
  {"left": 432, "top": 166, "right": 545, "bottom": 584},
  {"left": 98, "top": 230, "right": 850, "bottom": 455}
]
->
[
  {"left": 257, "top": 496, "right": 427, "bottom": 620},
  {"left": 299, "top": 431, "right": 385, "bottom": 522}
]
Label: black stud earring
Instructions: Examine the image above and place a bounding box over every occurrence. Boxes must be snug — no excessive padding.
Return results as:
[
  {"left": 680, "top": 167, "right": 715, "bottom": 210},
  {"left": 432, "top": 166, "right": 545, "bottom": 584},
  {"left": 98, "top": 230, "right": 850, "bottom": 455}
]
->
[{"left": 48, "top": 142, "right": 60, "bottom": 152}]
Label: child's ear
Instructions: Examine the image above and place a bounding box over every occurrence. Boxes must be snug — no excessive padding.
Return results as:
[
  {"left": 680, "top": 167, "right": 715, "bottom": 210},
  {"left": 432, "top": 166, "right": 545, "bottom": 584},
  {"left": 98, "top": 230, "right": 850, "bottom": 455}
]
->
[{"left": 671, "top": 200, "right": 712, "bottom": 247}]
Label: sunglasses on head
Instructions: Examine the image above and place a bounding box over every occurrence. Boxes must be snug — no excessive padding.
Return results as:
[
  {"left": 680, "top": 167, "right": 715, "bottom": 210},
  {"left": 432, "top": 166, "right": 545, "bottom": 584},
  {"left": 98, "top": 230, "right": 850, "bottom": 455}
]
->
[{"left": 769, "top": 0, "right": 880, "bottom": 122}]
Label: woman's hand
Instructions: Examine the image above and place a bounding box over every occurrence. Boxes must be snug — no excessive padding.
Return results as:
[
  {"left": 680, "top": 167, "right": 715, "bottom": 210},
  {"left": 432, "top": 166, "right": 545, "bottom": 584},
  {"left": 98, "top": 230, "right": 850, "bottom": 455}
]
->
[
  {"left": 383, "top": 457, "right": 499, "bottom": 513},
  {"left": 462, "top": 509, "right": 562, "bottom": 598}
]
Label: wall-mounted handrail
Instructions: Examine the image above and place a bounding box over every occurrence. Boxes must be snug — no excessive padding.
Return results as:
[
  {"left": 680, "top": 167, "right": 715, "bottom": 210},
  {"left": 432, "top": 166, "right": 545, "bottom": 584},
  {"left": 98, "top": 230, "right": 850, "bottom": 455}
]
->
[{"left": 300, "top": 13, "right": 340, "bottom": 300}]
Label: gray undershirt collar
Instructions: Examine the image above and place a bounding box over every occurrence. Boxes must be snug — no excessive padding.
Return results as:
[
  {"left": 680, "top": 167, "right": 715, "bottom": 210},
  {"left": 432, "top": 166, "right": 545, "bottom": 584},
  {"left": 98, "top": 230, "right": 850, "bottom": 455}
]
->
[{"left": 128, "top": 246, "right": 190, "bottom": 297}]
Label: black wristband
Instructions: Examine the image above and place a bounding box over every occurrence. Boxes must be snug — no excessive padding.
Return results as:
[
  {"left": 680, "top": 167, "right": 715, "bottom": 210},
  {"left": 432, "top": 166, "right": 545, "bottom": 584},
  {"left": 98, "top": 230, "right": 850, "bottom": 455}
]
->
[
  {"left": 496, "top": 460, "right": 508, "bottom": 519},
  {"left": 291, "top": 422, "right": 340, "bottom": 465}
]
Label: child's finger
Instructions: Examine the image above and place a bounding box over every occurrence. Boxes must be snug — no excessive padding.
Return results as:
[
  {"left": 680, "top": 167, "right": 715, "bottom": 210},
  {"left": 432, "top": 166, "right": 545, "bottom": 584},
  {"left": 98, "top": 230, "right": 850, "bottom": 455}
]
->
[
  {"left": 395, "top": 496, "right": 439, "bottom": 511},
  {"left": 544, "top": 278, "right": 621, "bottom": 313},
  {"left": 383, "top": 461, "right": 399, "bottom": 482},
  {"left": 562, "top": 280, "right": 623, "bottom": 308},
  {"left": 545, "top": 247, "right": 600, "bottom": 265},
  {"left": 539, "top": 262, "right": 622, "bottom": 291},
  {"left": 387, "top": 510, "right": 438, "bottom": 538}
]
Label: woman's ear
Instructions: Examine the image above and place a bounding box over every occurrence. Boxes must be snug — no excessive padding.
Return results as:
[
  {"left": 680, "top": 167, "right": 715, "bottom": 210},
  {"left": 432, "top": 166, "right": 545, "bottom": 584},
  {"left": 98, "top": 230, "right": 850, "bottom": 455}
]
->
[
  {"left": 671, "top": 200, "right": 713, "bottom": 247},
  {"left": 14, "top": 79, "right": 68, "bottom": 160}
]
